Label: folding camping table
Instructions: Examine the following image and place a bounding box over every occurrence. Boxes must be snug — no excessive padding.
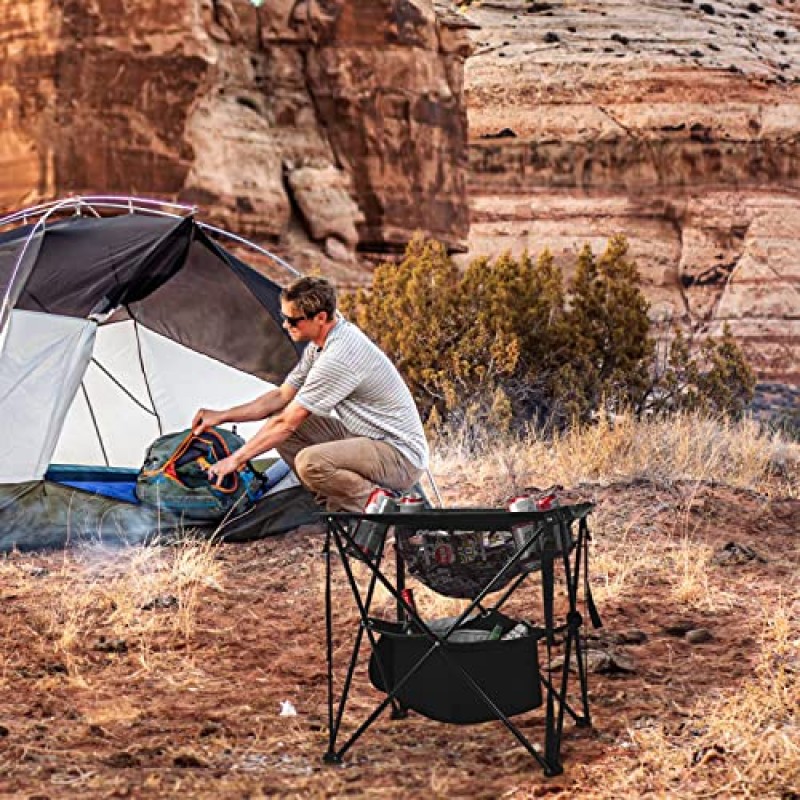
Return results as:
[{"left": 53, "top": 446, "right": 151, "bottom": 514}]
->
[{"left": 321, "top": 504, "right": 600, "bottom": 776}]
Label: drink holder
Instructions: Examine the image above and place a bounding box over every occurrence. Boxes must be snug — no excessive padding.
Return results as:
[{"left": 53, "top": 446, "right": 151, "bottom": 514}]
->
[{"left": 321, "top": 503, "right": 600, "bottom": 777}]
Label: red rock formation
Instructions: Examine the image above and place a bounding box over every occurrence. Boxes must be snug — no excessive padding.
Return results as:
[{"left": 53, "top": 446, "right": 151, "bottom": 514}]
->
[
  {"left": 461, "top": 0, "right": 800, "bottom": 385},
  {"left": 0, "top": 0, "right": 472, "bottom": 269},
  {"left": 3, "top": 0, "right": 799, "bottom": 386}
]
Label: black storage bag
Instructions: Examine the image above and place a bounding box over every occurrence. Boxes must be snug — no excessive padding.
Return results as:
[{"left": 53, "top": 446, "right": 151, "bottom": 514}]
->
[{"left": 368, "top": 611, "right": 543, "bottom": 724}]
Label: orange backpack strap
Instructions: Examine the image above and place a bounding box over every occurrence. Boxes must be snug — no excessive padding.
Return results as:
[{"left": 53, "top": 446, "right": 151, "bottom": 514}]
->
[{"left": 140, "top": 429, "right": 240, "bottom": 494}]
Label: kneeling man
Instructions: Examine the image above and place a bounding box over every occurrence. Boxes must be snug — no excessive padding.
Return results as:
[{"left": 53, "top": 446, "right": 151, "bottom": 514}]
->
[{"left": 192, "top": 276, "right": 428, "bottom": 512}]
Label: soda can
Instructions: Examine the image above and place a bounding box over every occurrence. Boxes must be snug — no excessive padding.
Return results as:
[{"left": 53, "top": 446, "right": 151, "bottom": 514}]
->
[
  {"left": 502, "top": 622, "right": 530, "bottom": 640},
  {"left": 432, "top": 540, "right": 456, "bottom": 566},
  {"left": 364, "top": 487, "right": 396, "bottom": 515},
  {"left": 509, "top": 495, "right": 540, "bottom": 572},
  {"left": 536, "top": 492, "right": 558, "bottom": 511},
  {"left": 351, "top": 488, "right": 398, "bottom": 560},
  {"left": 400, "top": 587, "right": 417, "bottom": 616},
  {"left": 400, "top": 587, "right": 418, "bottom": 634},
  {"left": 398, "top": 494, "right": 425, "bottom": 513},
  {"left": 395, "top": 492, "right": 425, "bottom": 558}
]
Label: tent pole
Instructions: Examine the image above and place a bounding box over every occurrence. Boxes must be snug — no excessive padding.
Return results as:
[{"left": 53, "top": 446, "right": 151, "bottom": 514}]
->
[
  {"left": 0, "top": 196, "right": 302, "bottom": 283},
  {"left": 81, "top": 382, "right": 110, "bottom": 467},
  {"left": 90, "top": 357, "right": 161, "bottom": 419},
  {"left": 424, "top": 468, "right": 443, "bottom": 508},
  {"left": 131, "top": 315, "right": 163, "bottom": 436}
]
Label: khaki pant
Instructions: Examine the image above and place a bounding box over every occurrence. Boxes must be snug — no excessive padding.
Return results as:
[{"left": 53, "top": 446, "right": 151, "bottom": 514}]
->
[{"left": 277, "top": 415, "right": 423, "bottom": 512}]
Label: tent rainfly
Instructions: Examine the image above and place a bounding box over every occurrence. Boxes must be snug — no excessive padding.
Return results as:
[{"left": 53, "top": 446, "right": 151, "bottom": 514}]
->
[{"left": 0, "top": 197, "right": 320, "bottom": 552}]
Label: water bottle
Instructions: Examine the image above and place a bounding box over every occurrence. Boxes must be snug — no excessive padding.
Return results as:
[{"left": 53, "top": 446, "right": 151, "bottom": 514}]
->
[{"left": 502, "top": 622, "right": 530, "bottom": 640}]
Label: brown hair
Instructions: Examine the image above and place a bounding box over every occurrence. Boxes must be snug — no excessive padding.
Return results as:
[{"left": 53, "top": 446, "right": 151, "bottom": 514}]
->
[{"left": 281, "top": 276, "right": 337, "bottom": 321}]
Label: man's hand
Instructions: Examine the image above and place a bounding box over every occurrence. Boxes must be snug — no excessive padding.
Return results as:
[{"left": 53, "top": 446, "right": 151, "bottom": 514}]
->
[
  {"left": 206, "top": 453, "right": 242, "bottom": 486},
  {"left": 192, "top": 408, "right": 226, "bottom": 435}
]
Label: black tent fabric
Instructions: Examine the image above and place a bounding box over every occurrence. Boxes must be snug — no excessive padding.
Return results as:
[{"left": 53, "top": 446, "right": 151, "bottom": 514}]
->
[
  {"left": 0, "top": 213, "right": 302, "bottom": 383},
  {"left": 125, "top": 229, "right": 301, "bottom": 384},
  {"left": 214, "top": 486, "right": 322, "bottom": 542},
  {"left": 3, "top": 215, "right": 191, "bottom": 317}
]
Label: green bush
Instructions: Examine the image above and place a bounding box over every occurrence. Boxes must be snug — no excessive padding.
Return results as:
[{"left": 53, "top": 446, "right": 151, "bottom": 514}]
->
[
  {"left": 649, "top": 324, "right": 756, "bottom": 417},
  {"left": 341, "top": 234, "right": 756, "bottom": 435}
]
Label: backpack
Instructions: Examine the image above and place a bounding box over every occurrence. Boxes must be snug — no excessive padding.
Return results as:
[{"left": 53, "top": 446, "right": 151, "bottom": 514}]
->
[{"left": 136, "top": 427, "right": 262, "bottom": 522}]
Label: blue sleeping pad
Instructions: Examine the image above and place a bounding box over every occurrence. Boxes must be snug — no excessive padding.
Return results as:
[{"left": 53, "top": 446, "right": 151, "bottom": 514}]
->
[{"left": 46, "top": 458, "right": 291, "bottom": 506}]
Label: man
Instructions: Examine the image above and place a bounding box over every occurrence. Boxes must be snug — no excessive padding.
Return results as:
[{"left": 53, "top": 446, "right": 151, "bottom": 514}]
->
[{"left": 192, "top": 276, "right": 428, "bottom": 512}]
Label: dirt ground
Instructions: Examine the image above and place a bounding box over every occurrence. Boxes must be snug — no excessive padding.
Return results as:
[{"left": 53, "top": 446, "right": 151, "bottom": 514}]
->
[{"left": 0, "top": 479, "right": 797, "bottom": 799}]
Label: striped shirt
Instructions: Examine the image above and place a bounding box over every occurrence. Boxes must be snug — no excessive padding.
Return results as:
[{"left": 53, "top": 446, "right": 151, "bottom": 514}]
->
[{"left": 285, "top": 318, "right": 429, "bottom": 469}]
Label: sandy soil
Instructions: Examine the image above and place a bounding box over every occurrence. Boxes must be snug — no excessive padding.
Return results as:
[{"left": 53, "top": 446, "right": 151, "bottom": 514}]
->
[{"left": 0, "top": 480, "right": 797, "bottom": 799}]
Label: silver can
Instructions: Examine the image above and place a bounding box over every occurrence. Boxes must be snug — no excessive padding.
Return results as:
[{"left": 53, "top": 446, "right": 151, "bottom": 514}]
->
[
  {"left": 352, "top": 488, "right": 398, "bottom": 560},
  {"left": 396, "top": 493, "right": 426, "bottom": 561},
  {"left": 509, "top": 495, "right": 540, "bottom": 572},
  {"left": 398, "top": 494, "right": 425, "bottom": 513}
]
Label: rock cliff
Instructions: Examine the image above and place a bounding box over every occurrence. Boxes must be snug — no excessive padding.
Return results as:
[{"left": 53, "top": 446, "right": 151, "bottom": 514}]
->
[
  {"left": 2, "top": 0, "right": 799, "bottom": 386},
  {"left": 0, "top": 0, "right": 472, "bottom": 273},
  {"left": 461, "top": 0, "right": 800, "bottom": 385}
]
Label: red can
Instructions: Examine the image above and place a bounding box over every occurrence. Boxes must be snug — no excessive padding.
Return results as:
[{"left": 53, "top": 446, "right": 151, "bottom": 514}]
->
[
  {"left": 398, "top": 494, "right": 425, "bottom": 513},
  {"left": 365, "top": 487, "right": 396, "bottom": 514},
  {"left": 508, "top": 490, "right": 561, "bottom": 570},
  {"left": 396, "top": 493, "right": 425, "bottom": 562},
  {"left": 400, "top": 587, "right": 417, "bottom": 616},
  {"left": 351, "top": 488, "right": 398, "bottom": 560},
  {"left": 536, "top": 492, "right": 557, "bottom": 511},
  {"left": 433, "top": 541, "right": 455, "bottom": 566}
]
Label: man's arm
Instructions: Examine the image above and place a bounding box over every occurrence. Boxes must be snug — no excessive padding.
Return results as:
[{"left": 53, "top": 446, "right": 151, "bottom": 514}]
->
[
  {"left": 206, "top": 400, "right": 310, "bottom": 483},
  {"left": 192, "top": 383, "right": 297, "bottom": 434}
]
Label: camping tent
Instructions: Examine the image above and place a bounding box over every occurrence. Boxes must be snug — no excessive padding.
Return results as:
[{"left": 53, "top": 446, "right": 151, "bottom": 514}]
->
[{"left": 0, "top": 196, "right": 320, "bottom": 552}]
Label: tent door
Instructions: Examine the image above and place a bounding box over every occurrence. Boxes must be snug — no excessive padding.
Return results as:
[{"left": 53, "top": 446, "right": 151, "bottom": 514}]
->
[{"left": 0, "top": 309, "right": 96, "bottom": 483}]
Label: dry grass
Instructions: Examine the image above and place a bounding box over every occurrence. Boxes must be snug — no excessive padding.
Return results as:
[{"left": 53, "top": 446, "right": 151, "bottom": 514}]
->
[
  {"left": 25, "top": 535, "right": 224, "bottom": 680},
  {"left": 432, "top": 412, "right": 799, "bottom": 611},
  {"left": 432, "top": 412, "right": 800, "bottom": 500},
  {"left": 562, "top": 601, "right": 800, "bottom": 800},
  {"left": 0, "top": 411, "right": 797, "bottom": 797}
]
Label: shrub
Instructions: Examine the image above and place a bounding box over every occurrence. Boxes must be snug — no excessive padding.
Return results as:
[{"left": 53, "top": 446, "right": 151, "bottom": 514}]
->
[
  {"left": 340, "top": 236, "right": 467, "bottom": 420},
  {"left": 649, "top": 323, "right": 756, "bottom": 416},
  {"left": 342, "top": 235, "right": 756, "bottom": 433},
  {"left": 555, "top": 236, "right": 654, "bottom": 421}
]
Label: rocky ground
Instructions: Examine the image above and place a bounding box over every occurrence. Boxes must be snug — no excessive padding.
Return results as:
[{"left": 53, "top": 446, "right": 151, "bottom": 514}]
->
[{"left": 0, "top": 473, "right": 797, "bottom": 798}]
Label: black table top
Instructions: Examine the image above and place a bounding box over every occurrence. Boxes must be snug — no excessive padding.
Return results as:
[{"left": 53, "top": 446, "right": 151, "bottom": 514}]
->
[{"left": 321, "top": 502, "right": 593, "bottom": 529}]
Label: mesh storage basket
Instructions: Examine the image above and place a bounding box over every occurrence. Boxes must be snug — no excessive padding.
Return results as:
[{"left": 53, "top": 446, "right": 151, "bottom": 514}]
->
[
  {"left": 395, "top": 528, "right": 521, "bottom": 598},
  {"left": 394, "top": 515, "right": 577, "bottom": 599}
]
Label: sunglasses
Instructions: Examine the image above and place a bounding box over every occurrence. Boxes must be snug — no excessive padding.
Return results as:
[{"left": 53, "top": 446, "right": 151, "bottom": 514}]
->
[{"left": 280, "top": 311, "right": 310, "bottom": 327}]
